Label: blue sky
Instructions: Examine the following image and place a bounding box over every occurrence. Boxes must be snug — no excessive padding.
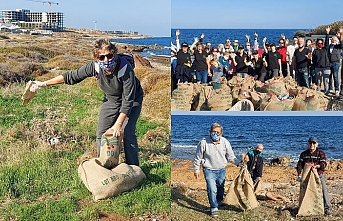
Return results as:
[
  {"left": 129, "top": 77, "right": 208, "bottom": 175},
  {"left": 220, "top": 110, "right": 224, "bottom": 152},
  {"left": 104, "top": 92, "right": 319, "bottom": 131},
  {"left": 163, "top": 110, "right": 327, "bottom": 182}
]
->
[
  {"left": 172, "top": 0, "right": 343, "bottom": 29},
  {"left": 1, "top": 0, "right": 171, "bottom": 36}
]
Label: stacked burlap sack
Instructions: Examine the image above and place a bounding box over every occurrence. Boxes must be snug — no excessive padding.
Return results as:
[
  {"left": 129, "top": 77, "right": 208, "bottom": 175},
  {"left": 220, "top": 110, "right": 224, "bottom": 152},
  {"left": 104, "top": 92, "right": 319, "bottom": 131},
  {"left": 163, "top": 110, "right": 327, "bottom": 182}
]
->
[
  {"left": 78, "top": 134, "right": 146, "bottom": 201},
  {"left": 171, "top": 76, "right": 330, "bottom": 111}
]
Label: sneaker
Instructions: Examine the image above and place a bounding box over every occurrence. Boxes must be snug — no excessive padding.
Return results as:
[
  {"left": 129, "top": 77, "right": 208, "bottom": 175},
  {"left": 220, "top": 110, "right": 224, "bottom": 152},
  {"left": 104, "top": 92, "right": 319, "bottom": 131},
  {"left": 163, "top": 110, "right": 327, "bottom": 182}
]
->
[
  {"left": 211, "top": 210, "right": 219, "bottom": 217},
  {"left": 325, "top": 210, "right": 332, "bottom": 216},
  {"left": 335, "top": 91, "right": 340, "bottom": 96},
  {"left": 210, "top": 208, "right": 219, "bottom": 217},
  {"left": 329, "top": 89, "right": 334, "bottom": 94}
]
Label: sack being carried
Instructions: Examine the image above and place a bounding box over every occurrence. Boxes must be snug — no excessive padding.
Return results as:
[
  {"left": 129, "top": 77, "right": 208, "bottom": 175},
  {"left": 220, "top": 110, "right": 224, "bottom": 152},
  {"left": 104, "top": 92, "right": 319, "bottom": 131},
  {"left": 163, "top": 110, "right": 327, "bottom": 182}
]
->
[
  {"left": 99, "top": 134, "right": 121, "bottom": 169},
  {"left": 78, "top": 158, "right": 146, "bottom": 201},
  {"left": 224, "top": 165, "right": 259, "bottom": 210},
  {"left": 297, "top": 164, "right": 324, "bottom": 217}
]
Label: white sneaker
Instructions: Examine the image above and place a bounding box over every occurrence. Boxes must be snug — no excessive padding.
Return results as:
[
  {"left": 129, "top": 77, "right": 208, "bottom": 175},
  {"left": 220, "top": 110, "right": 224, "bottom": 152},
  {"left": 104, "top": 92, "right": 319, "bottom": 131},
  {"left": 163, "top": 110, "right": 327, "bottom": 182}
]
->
[{"left": 335, "top": 91, "right": 340, "bottom": 96}]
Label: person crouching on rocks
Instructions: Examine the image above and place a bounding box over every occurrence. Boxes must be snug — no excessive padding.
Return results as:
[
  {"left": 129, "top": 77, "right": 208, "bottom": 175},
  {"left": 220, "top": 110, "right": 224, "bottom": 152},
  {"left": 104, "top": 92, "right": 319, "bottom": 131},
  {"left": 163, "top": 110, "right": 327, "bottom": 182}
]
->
[{"left": 194, "top": 122, "right": 240, "bottom": 217}]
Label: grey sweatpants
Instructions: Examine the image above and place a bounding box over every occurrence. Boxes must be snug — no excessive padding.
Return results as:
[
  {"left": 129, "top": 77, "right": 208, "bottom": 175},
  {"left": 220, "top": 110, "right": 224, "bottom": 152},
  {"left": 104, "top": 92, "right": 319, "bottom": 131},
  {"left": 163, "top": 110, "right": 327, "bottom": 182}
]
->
[
  {"left": 96, "top": 100, "right": 142, "bottom": 166},
  {"left": 319, "top": 173, "right": 332, "bottom": 213}
]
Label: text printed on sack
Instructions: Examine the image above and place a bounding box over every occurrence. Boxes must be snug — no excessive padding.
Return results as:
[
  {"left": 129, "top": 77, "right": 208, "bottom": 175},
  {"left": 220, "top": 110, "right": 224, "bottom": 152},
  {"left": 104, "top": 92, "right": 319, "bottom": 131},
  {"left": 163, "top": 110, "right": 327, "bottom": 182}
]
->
[{"left": 101, "top": 167, "right": 136, "bottom": 186}]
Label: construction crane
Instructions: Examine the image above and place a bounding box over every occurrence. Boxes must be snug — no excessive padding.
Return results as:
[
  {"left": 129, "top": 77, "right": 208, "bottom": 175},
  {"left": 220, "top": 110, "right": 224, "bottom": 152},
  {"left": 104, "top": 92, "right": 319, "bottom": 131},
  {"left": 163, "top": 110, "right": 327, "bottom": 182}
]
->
[{"left": 26, "top": 0, "right": 59, "bottom": 13}]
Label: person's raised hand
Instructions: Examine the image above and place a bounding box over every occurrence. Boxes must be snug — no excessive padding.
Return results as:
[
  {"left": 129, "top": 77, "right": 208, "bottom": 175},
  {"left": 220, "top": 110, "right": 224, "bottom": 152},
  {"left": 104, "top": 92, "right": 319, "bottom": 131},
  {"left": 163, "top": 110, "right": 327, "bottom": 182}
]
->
[{"left": 326, "top": 25, "right": 331, "bottom": 34}]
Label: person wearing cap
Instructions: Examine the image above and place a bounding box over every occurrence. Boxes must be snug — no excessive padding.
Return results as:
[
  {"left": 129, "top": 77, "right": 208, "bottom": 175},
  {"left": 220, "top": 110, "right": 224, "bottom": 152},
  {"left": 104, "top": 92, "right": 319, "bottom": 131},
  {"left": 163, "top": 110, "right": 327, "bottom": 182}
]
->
[
  {"left": 234, "top": 45, "right": 251, "bottom": 78},
  {"left": 189, "top": 37, "right": 210, "bottom": 84},
  {"left": 233, "top": 40, "right": 239, "bottom": 52},
  {"left": 175, "top": 41, "right": 192, "bottom": 84},
  {"left": 263, "top": 38, "right": 281, "bottom": 80},
  {"left": 251, "top": 50, "right": 267, "bottom": 82},
  {"left": 296, "top": 137, "right": 332, "bottom": 216},
  {"left": 224, "top": 39, "right": 233, "bottom": 51},
  {"left": 194, "top": 122, "right": 240, "bottom": 217}
]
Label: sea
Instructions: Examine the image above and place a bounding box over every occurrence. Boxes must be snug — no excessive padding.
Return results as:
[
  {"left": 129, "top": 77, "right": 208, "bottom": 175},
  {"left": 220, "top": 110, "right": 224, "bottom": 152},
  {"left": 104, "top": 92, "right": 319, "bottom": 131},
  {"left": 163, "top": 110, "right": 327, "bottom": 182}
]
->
[
  {"left": 171, "top": 114, "right": 343, "bottom": 165},
  {"left": 110, "top": 37, "right": 170, "bottom": 58}
]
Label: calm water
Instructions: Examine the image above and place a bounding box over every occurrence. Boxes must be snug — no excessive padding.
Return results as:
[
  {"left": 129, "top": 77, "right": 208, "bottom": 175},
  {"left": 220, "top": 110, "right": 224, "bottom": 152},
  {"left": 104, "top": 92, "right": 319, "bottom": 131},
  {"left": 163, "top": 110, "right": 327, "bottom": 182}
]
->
[
  {"left": 111, "top": 37, "right": 170, "bottom": 57},
  {"left": 171, "top": 28, "right": 300, "bottom": 48},
  {"left": 171, "top": 115, "right": 343, "bottom": 164}
]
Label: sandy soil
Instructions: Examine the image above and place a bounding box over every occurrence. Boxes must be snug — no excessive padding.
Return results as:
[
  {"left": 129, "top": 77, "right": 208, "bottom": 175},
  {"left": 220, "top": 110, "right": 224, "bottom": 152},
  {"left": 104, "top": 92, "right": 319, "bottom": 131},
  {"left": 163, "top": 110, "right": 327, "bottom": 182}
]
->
[{"left": 171, "top": 159, "right": 343, "bottom": 221}]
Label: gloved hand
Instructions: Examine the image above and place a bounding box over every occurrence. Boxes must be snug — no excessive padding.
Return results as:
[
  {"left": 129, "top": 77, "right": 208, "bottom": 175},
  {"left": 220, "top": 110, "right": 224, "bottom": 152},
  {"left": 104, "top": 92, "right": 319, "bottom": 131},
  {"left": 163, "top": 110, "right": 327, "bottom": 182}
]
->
[
  {"left": 297, "top": 176, "right": 302, "bottom": 182},
  {"left": 30, "top": 81, "right": 47, "bottom": 92}
]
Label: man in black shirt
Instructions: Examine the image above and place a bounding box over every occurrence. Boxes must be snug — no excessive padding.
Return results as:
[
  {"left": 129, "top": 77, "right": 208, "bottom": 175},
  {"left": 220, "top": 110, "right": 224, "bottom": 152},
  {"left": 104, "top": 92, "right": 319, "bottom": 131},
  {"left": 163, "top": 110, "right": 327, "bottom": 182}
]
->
[
  {"left": 234, "top": 45, "right": 250, "bottom": 78},
  {"left": 266, "top": 43, "right": 281, "bottom": 79},
  {"left": 293, "top": 38, "right": 311, "bottom": 88},
  {"left": 175, "top": 42, "right": 192, "bottom": 84}
]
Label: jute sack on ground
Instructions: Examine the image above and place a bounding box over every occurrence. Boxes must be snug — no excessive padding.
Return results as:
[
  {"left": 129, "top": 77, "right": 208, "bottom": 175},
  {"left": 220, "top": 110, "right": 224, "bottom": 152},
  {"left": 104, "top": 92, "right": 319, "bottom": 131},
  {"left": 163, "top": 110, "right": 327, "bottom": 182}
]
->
[
  {"left": 224, "top": 166, "right": 259, "bottom": 210},
  {"left": 228, "top": 76, "right": 244, "bottom": 100},
  {"left": 207, "top": 85, "right": 232, "bottom": 111},
  {"left": 191, "top": 84, "right": 212, "bottom": 111},
  {"left": 78, "top": 158, "right": 146, "bottom": 201},
  {"left": 263, "top": 77, "right": 288, "bottom": 97},
  {"left": 99, "top": 134, "right": 121, "bottom": 169},
  {"left": 171, "top": 83, "right": 194, "bottom": 111},
  {"left": 297, "top": 164, "right": 324, "bottom": 217},
  {"left": 263, "top": 95, "right": 295, "bottom": 111},
  {"left": 250, "top": 91, "right": 269, "bottom": 110},
  {"left": 292, "top": 88, "right": 329, "bottom": 111}
]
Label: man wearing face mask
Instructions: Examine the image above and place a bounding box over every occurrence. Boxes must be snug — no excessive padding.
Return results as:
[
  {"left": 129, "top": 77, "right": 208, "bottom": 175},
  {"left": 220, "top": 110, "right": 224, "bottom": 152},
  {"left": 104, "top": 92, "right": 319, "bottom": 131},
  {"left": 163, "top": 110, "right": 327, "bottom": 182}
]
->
[
  {"left": 29, "top": 38, "right": 144, "bottom": 166},
  {"left": 194, "top": 122, "right": 240, "bottom": 217},
  {"left": 325, "top": 26, "right": 343, "bottom": 96},
  {"left": 311, "top": 38, "right": 330, "bottom": 94},
  {"left": 243, "top": 144, "right": 264, "bottom": 184}
]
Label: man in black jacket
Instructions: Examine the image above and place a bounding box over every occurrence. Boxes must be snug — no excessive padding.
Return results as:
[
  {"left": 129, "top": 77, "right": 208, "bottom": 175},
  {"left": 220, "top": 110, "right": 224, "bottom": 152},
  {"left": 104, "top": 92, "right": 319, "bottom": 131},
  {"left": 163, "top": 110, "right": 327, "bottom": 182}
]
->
[
  {"left": 325, "top": 26, "right": 343, "bottom": 96},
  {"left": 312, "top": 38, "right": 331, "bottom": 94},
  {"left": 244, "top": 144, "right": 264, "bottom": 183}
]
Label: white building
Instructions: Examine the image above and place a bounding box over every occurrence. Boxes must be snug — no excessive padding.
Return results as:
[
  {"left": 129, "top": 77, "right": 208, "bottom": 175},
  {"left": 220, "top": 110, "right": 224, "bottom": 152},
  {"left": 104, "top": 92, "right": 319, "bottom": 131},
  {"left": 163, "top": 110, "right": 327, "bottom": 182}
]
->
[{"left": 0, "top": 9, "right": 64, "bottom": 32}]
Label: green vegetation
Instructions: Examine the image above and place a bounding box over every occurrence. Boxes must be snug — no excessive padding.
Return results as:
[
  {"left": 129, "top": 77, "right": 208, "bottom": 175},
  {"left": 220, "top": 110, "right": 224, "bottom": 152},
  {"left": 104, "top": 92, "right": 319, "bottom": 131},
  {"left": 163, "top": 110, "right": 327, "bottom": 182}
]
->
[
  {"left": 0, "top": 81, "right": 170, "bottom": 220},
  {"left": 295, "top": 20, "right": 343, "bottom": 37}
]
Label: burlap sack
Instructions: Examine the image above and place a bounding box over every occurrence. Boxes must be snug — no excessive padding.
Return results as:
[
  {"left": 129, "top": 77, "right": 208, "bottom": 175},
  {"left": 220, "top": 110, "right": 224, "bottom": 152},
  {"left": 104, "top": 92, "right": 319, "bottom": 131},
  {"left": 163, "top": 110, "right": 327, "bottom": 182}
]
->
[
  {"left": 99, "top": 134, "right": 121, "bottom": 169},
  {"left": 263, "top": 77, "right": 288, "bottom": 96},
  {"left": 327, "top": 96, "right": 343, "bottom": 110},
  {"left": 191, "top": 84, "right": 212, "bottom": 111},
  {"left": 224, "top": 166, "right": 259, "bottom": 210},
  {"left": 22, "top": 81, "right": 36, "bottom": 105},
  {"left": 255, "top": 81, "right": 268, "bottom": 93},
  {"left": 228, "top": 76, "right": 245, "bottom": 100},
  {"left": 297, "top": 164, "right": 324, "bottom": 217},
  {"left": 250, "top": 91, "right": 269, "bottom": 110},
  {"left": 171, "top": 83, "right": 194, "bottom": 111},
  {"left": 207, "top": 85, "right": 232, "bottom": 111},
  {"left": 292, "top": 88, "right": 327, "bottom": 111},
  {"left": 78, "top": 158, "right": 146, "bottom": 201},
  {"left": 263, "top": 95, "right": 294, "bottom": 111}
]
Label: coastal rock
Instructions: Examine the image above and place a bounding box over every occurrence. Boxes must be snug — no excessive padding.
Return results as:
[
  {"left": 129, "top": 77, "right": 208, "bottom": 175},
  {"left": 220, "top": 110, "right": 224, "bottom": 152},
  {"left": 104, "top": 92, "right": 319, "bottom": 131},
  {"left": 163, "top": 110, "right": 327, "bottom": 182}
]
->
[{"left": 270, "top": 156, "right": 290, "bottom": 167}]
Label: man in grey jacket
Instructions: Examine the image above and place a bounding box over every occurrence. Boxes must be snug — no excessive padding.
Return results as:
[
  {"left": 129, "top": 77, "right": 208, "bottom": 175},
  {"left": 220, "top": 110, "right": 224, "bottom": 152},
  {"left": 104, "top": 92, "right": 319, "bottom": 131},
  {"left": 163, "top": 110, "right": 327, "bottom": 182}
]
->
[{"left": 194, "top": 122, "right": 240, "bottom": 217}]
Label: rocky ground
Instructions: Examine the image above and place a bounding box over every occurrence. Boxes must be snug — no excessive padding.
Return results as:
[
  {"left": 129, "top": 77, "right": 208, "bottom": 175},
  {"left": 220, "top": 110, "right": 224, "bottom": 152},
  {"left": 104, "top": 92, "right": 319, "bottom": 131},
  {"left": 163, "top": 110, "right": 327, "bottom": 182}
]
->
[{"left": 171, "top": 159, "right": 343, "bottom": 221}]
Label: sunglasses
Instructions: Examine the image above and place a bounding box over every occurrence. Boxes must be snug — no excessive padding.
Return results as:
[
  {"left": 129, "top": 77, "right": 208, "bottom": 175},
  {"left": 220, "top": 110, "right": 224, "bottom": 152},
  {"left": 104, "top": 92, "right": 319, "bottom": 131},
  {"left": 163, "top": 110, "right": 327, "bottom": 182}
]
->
[
  {"left": 98, "top": 53, "right": 114, "bottom": 61},
  {"left": 308, "top": 141, "right": 317, "bottom": 144}
]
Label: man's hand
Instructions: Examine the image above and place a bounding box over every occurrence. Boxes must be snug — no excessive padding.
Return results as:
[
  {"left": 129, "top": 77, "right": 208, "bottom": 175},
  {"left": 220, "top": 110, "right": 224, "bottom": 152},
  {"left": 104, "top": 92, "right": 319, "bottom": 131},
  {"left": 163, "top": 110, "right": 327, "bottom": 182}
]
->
[
  {"left": 262, "top": 37, "right": 267, "bottom": 43},
  {"left": 241, "top": 154, "right": 249, "bottom": 163},
  {"left": 176, "top": 29, "right": 180, "bottom": 36},
  {"left": 104, "top": 123, "right": 122, "bottom": 137},
  {"left": 245, "top": 34, "right": 250, "bottom": 42},
  {"left": 30, "top": 81, "right": 47, "bottom": 92},
  {"left": 194, "top": 172, "right": 200, "bottom": 179},
  {"left": 200, "top": 33, "right": 205, "bottom": 39},
  {"left": 326, "top": 25, "right": 331, "bottom": 34},
  {"left": 297, "top": 176, "right": 302, "bottom": 182}
]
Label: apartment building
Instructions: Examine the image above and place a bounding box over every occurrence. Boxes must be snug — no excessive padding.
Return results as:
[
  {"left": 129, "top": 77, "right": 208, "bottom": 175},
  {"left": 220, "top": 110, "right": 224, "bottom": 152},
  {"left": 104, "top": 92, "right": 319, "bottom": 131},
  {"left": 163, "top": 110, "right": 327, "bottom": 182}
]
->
[{"left": 0, "top": 9, "right": 64, "bottom": 32}]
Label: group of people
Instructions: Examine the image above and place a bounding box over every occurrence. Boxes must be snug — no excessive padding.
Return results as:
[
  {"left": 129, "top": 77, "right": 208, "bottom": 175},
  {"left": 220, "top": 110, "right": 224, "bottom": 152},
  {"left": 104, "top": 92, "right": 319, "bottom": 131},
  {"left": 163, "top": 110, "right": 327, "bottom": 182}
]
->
[
  {"left": 171, "top": 27, "right": 343, "bottom": 96},
  {"left": 194, "top": 122, "right": 332, "bottom": 217}
]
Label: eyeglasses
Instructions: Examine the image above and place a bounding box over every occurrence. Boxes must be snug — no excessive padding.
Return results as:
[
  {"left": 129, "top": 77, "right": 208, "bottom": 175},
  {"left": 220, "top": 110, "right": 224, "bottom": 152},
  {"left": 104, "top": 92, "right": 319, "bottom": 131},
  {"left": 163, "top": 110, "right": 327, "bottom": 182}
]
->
[{"left": 98, "top": 53, "right": 114, "bottom": 61}]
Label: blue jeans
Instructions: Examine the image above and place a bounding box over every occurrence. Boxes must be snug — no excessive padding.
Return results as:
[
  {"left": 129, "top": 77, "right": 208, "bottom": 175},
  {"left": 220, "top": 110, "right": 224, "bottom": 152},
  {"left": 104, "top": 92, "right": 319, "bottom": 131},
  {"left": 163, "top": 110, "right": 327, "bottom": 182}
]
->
[
  {"left": 203, "top": 168, "right": 226, "bottom": 209},
  {"left": 319, "top": 173, "right": 332, "bottom": 212},
  {"left": 96, "top": 101, "right": 142, "bottom": 166},
  {"left": 296, "top": 67, "right": 309, "bottom": 88},
  {"left": 329, "top": 62, "right": 340, "bottom": 91},
  {"left": 195, "top": 70, "right": 208, "bottom": 84}
]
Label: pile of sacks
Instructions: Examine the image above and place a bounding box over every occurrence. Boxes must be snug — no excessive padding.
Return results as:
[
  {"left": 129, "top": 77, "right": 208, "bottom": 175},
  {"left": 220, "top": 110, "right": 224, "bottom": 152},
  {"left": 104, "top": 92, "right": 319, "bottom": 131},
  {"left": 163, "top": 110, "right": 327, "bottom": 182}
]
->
[
  {"left": 171, "top": 76, "right": 330, "bottom": 111},
  {"left": 78, "top": 134, "right": 146, "bottom": 201}
]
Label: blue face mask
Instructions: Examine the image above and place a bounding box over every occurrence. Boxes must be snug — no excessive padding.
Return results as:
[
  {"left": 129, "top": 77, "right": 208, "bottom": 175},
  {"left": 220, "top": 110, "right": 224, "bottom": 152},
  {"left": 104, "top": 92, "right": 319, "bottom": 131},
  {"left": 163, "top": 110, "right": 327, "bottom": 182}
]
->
[
  {"left": 98, "top": 58, "right": 116, "bottom": 71},
  {"left": 210, "top": 133, "right": 220, "bottom": 141}
]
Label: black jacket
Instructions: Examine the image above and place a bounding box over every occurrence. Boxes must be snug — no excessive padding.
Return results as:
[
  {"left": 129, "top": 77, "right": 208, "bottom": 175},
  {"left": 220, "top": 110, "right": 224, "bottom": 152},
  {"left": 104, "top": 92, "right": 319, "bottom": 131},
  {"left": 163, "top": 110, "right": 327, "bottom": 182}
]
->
[
  {"left": 246, "top": 150, "right": 263, "bottom": 182},
  {"left": 312, "top": 48, "right": 330, "bottom": 68},
  {"left": 325, "top": 34, "right": 343, "bottom": 63}
]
